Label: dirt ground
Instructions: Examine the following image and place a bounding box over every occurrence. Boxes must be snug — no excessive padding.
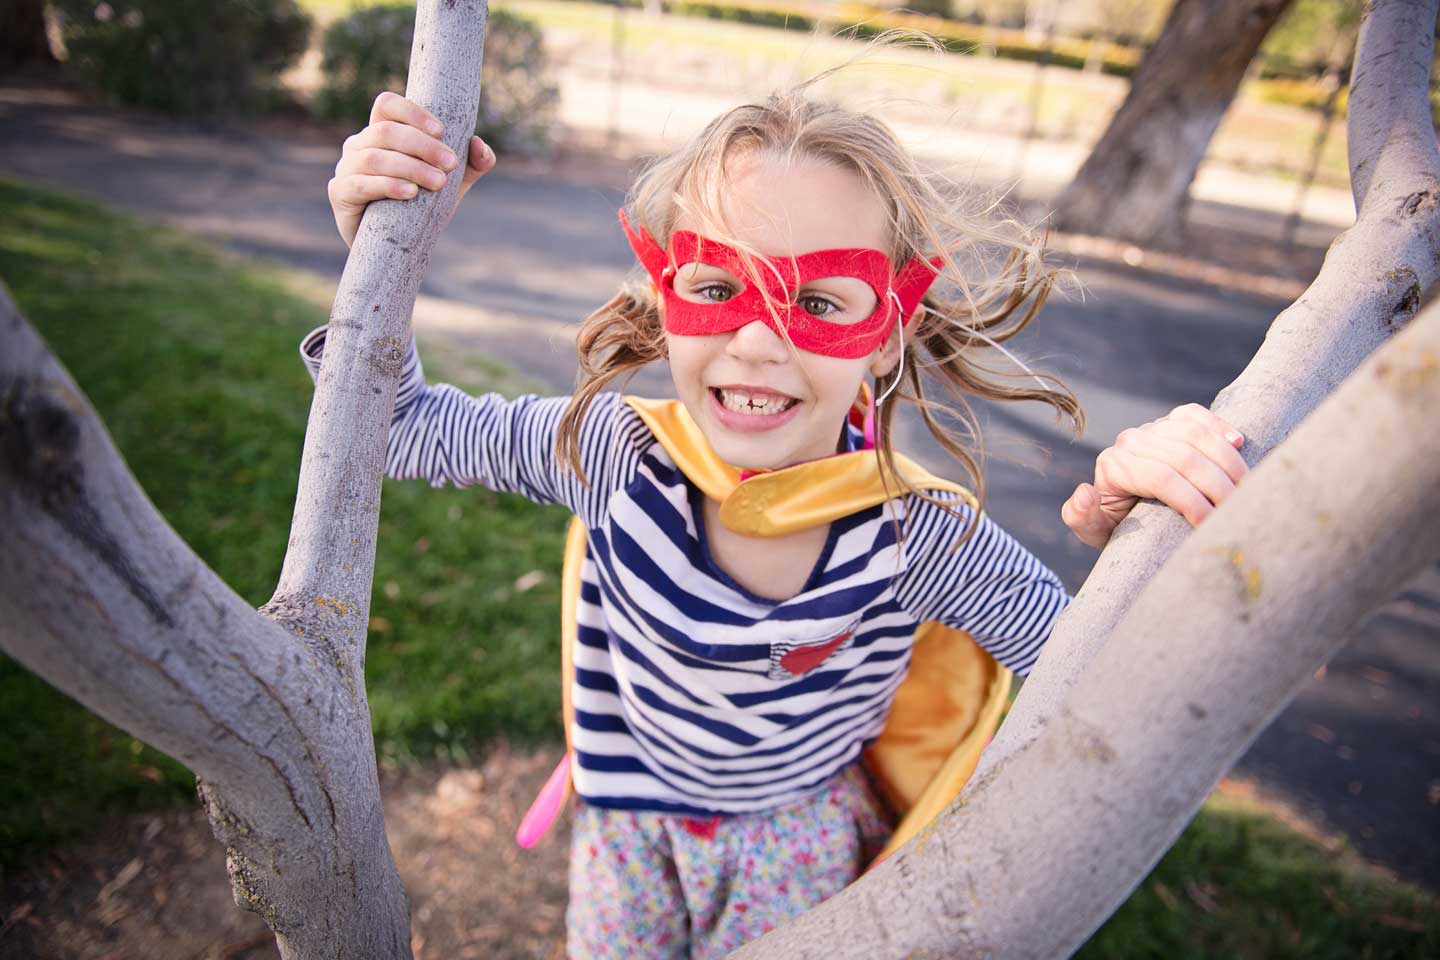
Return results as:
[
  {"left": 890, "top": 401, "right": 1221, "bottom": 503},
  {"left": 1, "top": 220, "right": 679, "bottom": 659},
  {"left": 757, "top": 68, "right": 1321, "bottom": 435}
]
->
[
  {"left": 0, "top": 745, "right": 573, "bottom": 960},
  {"left": 0, "top": 744, "right": 1371, "bottom": 960}
]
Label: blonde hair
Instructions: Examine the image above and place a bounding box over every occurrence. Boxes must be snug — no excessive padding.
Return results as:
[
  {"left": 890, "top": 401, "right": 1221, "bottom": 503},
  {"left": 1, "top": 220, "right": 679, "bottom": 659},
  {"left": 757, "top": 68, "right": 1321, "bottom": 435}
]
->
[{"left": 556, "top": 76, "right": 1084, "bottom": 535}]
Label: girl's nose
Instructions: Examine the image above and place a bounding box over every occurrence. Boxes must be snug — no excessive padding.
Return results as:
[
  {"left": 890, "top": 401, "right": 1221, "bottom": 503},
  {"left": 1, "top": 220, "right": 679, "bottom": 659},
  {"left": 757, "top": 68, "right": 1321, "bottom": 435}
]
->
[{"left": 725, "top": 318, "right": 791, "bottom": 364}]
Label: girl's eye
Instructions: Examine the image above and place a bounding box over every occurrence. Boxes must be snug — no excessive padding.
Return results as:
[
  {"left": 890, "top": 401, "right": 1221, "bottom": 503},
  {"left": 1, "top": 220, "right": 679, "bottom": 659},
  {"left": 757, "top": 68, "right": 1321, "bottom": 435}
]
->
[
  {"left": 697, "top": 283, "right": 736, "bottom": 303},
  {"left": 798, "top": 295, "right": 839, "bottom": 318}
]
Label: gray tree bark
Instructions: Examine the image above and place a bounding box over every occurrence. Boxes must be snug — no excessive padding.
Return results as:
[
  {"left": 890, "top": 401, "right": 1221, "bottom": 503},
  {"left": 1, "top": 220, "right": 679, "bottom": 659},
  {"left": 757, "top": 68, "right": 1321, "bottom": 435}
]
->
[
  {"left": 0, "top": 2, "right": 488, "bottom": 958},
  {"left": 1050, "top": 0, "right": 1294, "bottom": 245}
]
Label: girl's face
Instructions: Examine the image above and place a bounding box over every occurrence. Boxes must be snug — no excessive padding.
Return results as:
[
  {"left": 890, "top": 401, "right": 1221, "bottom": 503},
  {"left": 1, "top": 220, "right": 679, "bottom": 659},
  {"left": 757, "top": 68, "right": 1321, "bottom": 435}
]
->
[{"left": 664, "top": 152, "right": 900, "bottom": 472}]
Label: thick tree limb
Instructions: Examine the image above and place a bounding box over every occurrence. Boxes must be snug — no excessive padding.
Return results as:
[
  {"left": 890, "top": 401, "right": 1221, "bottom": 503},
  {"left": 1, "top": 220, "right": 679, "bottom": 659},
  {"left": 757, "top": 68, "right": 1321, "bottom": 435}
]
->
[
  {"left": 0, "top": 3, "right": 489, "bottom": 958},
  {"left": 736, "top": 1, "right": 1440, "bottom": 955},
  {"left": 739, "top": 262, "right": 1440, "bottom": 960},
  {"left": 984, "top": 0, "right": 1440, "bottom": 778}
]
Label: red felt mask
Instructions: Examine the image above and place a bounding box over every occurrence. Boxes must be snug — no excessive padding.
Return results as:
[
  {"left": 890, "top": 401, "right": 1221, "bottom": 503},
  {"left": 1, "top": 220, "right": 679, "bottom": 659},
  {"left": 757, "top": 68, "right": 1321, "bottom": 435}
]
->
[{"left": 620, "top": 209, "right": 943, "bottom": 360}]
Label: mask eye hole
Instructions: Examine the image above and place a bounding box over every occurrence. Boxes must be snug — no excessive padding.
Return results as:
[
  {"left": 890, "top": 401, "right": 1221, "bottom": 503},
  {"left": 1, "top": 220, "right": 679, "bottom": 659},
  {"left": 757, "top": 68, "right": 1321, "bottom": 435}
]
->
[
  {"left": 673, "top": 262, "right": 743, "bottom": 305},
  {"left": 793, "top": 276, "right": 880, "bottom": 326}
]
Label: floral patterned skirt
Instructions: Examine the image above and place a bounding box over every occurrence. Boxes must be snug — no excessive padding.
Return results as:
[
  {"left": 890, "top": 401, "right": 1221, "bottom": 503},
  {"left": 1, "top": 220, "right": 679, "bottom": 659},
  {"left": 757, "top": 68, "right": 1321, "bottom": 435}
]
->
[{"left": 566, "top": 763, "right": 894, "bottom": 959}]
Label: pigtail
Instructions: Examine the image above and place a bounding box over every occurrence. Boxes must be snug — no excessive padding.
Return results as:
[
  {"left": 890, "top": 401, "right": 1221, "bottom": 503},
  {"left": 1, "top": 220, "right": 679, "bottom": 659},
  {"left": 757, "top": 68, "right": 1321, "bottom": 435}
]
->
[{"left": 556, "top": 282, "right": 666, "bottom": 484}]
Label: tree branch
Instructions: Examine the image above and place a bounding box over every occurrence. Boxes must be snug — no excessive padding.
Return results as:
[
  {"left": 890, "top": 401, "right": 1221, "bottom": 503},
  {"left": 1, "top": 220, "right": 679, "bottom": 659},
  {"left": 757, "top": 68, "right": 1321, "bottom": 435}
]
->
[
  {"left": 739, "top": 264, "right": 1440, "bottom": 960},
  {"left": 268, "top": 0, "right": 491, "bottom": 659},
  {"left": 0, "top": 3, "right": 491, "bottom": 958}
]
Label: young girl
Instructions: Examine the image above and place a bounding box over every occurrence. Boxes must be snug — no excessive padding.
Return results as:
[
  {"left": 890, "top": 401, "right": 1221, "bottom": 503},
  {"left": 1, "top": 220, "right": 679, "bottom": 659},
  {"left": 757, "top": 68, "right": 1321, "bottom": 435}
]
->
[{"left": 317, "top": 87, "right": 1247, "bottom": 958}]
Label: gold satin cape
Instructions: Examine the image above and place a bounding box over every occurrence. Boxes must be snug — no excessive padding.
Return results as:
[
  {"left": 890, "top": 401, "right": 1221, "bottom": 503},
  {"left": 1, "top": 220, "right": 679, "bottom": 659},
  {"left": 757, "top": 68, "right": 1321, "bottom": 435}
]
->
[{"left": 557, "top": 397, "right": 1012, "bottom": 863}]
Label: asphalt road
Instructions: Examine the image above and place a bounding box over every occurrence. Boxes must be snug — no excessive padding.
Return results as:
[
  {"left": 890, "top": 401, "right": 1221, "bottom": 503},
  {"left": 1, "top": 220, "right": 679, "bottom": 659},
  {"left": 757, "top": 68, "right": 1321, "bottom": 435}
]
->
[{"left": 2, "top": 84, "right": 1435, "bottom": 891}]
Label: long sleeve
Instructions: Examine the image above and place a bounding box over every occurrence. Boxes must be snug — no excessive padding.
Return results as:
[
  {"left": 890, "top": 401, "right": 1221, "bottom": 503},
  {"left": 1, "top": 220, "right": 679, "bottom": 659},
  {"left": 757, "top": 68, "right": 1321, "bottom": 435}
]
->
[
  {"left": 299, "top": 326, "right": 641, "bottom": 527},
  {"left": 893, "top": 493, "right": 1070, "bottom": 677}
]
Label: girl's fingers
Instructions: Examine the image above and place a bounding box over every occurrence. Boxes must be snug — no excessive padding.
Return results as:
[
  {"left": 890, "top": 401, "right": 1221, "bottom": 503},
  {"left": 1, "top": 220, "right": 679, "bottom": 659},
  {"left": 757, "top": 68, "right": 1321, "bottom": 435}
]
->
[
  {"left": 1061, "top": 482, "right": 1123, "bottom": 549},
  {"left": 466, "top": 136, "right": 496, "bottom": 177},
  {"left": 1120, "top": 432, "right": 1239, "bottom": 514},
  {"left": 343, "top": 121, "right": 458, "bottom": 179},
  {"left": 339, "top": 146, "right": 451, "bottom": 192},
  {"left": 1075, "top": 403, "right": 1247, "bottom": 546},
  {"left": 1163, "top": 404, "right": 1249, "bottom": 481},
  {"left": 1098, "top": 445, "right": 1216, "bottom": 528},
  {"left": 327, "top": 174, "right": 421, "bottom": 247},
  {"left": 370, "top": 90, "right": 443, "bottom": 137},
  {"left": 459, "top": 136, "right": 498, "bottom": 196},
  {"left": 331, "top": 173, "right": 419, "bottom": 204}
]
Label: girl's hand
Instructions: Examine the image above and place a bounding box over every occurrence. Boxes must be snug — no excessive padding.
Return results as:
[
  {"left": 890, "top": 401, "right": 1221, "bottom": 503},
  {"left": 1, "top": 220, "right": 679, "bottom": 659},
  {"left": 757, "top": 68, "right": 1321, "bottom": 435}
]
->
[
  {"left": 328, "top": 91, "right": 497, "bottom": 248},
  {"left": 1062, "top": 403, "right": 1248, "bottom": 549}
]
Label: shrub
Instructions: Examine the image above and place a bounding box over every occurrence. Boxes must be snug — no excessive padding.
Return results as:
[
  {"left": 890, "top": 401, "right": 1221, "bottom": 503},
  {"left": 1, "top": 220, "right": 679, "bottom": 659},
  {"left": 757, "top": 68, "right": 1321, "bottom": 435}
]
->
[
  {"left": 315, "top": 3, "right": 559, "bottom": 158},
  {"left": 51, "top": 0, "right": 312, "bottom": 115}
]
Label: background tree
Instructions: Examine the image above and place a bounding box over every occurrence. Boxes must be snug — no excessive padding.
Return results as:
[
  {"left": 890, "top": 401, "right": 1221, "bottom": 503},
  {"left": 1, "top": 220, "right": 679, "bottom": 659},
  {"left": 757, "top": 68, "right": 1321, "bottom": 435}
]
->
[
  {"left": 1, "top": 0, "right": 55, "bottom": 72},
  {"left": 1, "top": 1, "right": 1437, "bottom": 958},
  {"left": 1051, "top": 0, "right": 1295, "bottom": 244}
]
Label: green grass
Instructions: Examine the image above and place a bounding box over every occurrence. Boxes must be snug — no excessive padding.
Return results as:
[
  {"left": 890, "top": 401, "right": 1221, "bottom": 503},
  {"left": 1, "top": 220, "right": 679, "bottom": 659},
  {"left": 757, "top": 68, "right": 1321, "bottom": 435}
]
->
[
  {"left": 0, "top": 177, "right": 571, "bottom": 867},
  {"left": 1085, "top": 790, "right": 1437, "bottom": 958},
  {"left": 998, "top": 693, "right": 1436, "bottom": 956},
  {"left": 1, "top": 179, "right": 1434, "bottom": 953}
]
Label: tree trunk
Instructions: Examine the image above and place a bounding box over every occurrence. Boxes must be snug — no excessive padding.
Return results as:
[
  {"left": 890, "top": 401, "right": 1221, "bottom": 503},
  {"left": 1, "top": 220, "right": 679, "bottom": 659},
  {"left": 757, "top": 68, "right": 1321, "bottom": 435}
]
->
[
  {"left": 1050, "top": 0, "right": 1294, "bottom": 245},
  {"left": 0, "top": 0, "right": 55, "bottom": 72},
  {"left": 0, "top": 2, "right": 489, "bottom": 958}
]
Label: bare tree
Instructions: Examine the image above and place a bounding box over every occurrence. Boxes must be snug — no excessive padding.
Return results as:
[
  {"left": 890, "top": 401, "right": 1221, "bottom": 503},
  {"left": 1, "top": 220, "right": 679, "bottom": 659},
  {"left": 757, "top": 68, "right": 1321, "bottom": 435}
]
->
[
  {"left": 1, "top": 2, "right": 1437, "bottom": 960},
  {"left": 1050, "top": 0, "right": 1295, "bottom": 244}
]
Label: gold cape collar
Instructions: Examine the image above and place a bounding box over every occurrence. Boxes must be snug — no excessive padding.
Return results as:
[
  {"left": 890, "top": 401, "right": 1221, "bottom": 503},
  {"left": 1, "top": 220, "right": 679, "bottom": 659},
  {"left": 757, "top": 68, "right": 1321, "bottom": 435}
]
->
[{"left": 623, "top": 397, "right": 973, "bottom": 538}]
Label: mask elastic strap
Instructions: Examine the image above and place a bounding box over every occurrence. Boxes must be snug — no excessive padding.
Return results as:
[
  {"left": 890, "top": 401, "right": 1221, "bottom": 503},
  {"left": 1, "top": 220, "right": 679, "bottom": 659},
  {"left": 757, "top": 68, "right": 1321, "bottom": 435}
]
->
[
  {"left": 966, "top": 324, "right": 1053, "bottom": 394},
  {"left": 863, "top": 292, "right": 907, "bottom": 450}
]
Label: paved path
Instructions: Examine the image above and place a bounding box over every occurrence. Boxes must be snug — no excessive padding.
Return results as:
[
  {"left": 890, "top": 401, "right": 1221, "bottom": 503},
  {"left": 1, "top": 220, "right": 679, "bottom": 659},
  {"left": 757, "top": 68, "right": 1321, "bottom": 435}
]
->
[{"left": 2, "top": 84, "right": 1435, "bottom": 890}]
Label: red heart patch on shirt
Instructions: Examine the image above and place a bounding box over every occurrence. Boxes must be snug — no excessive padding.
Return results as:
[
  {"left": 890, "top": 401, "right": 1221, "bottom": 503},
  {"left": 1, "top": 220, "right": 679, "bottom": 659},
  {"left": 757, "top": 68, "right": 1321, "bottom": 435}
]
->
[{"left": 779, "top": 631, "right": 852, "bottom": 676}]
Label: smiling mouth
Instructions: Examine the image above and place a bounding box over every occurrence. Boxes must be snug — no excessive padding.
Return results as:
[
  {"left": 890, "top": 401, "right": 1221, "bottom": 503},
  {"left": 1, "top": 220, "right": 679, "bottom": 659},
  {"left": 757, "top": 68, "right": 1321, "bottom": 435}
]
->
[{"left": 712, "top": 387, "right": 799, "bottom": 415}]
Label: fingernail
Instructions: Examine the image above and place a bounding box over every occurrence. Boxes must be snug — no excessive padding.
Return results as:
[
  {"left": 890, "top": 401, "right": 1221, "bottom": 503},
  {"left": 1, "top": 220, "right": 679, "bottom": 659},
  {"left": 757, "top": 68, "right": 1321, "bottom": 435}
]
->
[
  {"left": 441, "top": 148, "right": 458, "bottom": 170},
  {"left": 1225, "top": 430, "right": 1244, "bottom": 445},
  {"left": 402, "top": 183, "right": 418, "bottom": 198},
  {"left": 1078, "top": 485, "right": 1096, "bottom": 510},
  {"left": 427, "top": 119, "right": 443, "bottom": 136}
]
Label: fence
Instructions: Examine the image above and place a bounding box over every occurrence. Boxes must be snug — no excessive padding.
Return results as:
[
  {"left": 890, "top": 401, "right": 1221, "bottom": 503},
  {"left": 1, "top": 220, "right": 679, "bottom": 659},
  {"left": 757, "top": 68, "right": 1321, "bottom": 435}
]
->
[{"left": 517, "top": 0, "right": 1361, "bottom": 245}]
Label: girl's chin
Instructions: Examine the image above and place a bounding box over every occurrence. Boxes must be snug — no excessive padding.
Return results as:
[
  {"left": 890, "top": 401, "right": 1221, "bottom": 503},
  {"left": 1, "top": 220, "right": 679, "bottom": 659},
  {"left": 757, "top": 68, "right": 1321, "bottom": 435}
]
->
[{"left": 702, "top": 425, "right": 836, "bottom": 474}]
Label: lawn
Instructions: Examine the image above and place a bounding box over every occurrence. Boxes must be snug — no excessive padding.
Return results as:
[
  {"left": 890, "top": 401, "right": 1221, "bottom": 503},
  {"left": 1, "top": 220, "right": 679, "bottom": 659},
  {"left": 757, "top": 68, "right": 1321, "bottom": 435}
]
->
[
  {"left": 1, "top": 179, "right": 1433, "bottom": 955},
  {"left": 0, "top": 176, "right": 572, "bottom": 868}
]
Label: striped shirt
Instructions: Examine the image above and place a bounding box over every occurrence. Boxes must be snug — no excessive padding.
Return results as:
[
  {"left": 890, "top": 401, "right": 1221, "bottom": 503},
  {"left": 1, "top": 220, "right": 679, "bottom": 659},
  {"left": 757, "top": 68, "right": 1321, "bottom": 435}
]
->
[{"left": 301, "top": 329, "right": 1069, "bottom": 816}]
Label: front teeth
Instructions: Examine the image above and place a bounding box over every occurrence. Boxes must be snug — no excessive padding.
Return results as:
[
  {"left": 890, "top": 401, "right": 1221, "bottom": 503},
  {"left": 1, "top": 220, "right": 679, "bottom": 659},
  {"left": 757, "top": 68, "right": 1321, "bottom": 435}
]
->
[{"left": 717, "top": 389, "right": 797, "bottom": 415}]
